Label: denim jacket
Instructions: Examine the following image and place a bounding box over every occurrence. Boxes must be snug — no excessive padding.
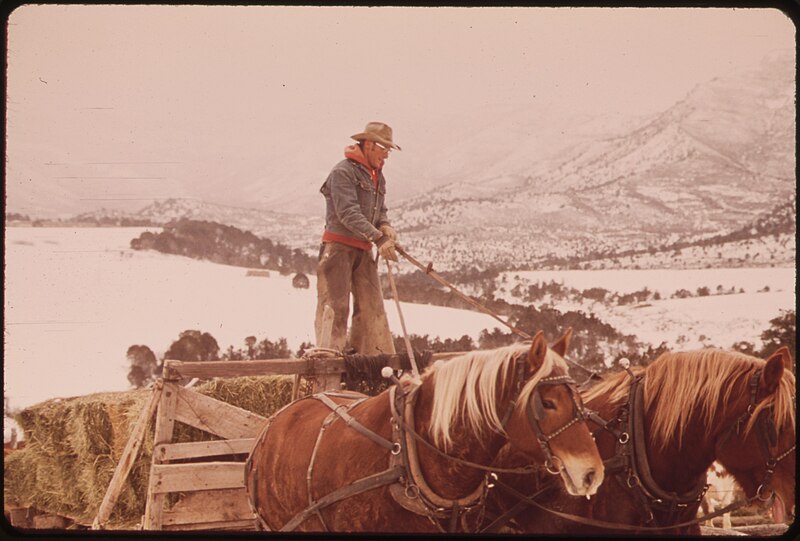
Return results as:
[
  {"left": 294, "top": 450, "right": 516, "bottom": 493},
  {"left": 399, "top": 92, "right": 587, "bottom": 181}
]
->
[{"left": 320, "top": 158, "right": 390, "bottom": 243}]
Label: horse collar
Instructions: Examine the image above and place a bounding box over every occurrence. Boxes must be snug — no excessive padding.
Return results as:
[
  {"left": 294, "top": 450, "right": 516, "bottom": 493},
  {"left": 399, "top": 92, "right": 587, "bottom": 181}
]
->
[
  {"left": 611, "top": 375, "right": 708, "bottom": 526},
  {"left": 387, "top": 383, "right": 490, "bottom": 532}
]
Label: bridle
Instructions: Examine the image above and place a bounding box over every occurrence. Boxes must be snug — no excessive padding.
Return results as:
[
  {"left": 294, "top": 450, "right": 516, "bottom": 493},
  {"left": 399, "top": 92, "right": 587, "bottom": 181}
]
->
[
  {"left": 398, "top": 352, "right": 591, "bottom": 476},
  {"left": 715, "top": 367, "right": 796, "bottom": 504},
  {"left": 384, "top": 352, "right": 592, "bottom": 532},
  {"left": 503, "top": 356, "right": 590, "bottom": 475},
  {"left": 255, "top": 352, "right": 596, "bottom": 533},
  {"left": 481, "top": 363, "right": 797, "bottom": 534}
]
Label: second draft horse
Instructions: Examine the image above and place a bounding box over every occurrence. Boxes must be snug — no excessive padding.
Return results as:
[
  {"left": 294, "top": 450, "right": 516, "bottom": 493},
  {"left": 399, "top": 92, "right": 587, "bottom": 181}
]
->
[{"left": 485, "top": 346, "right": 795, "bottom": 534}]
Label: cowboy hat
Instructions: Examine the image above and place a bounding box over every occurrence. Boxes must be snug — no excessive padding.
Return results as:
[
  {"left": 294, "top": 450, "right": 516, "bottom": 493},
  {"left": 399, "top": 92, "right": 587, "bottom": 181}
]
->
[{"left": 351, "top": 122, "right": 402, "bottom": 151}]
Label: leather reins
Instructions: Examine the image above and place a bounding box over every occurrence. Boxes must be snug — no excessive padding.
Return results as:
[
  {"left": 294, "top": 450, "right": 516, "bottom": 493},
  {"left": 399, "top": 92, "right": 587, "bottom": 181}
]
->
[
  {"left": 482, "top": 365, "right": 797, "bottom": 533},
  {"left": 256, "top": 352, "right": 590, "bottom": 533},
  {"left": 384, "top": 353, "right": 590, "bottom": 532},
  {"left": 715, "top": 368, "right": 796, "bottom": 504}
]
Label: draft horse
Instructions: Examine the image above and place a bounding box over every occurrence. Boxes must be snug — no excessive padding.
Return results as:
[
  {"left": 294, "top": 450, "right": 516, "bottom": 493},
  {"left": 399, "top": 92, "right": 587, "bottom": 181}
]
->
[
  {"left": 485, "top": 345, "right": 796, "bottom": 535},
  {"left": 244, "top": 330, "right": 604, "bottom": 532}
]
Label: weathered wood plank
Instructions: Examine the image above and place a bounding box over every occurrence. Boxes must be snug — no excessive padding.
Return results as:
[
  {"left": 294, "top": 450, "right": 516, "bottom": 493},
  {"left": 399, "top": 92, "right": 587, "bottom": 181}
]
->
[
  {"left": 6, "top": 507, "right": 36, "bottom": 528},
  {"left": 163, "top": 351, "right": 465, "bottom": 379},
  {"left": 698, "top": 525, "right": 747, "bottom": 536},
  {"left": 732, "top": 523, "right": 788, "bottom": 536},
  {"left": 172, "top": 385, "right": 267, "bottom": 440},
  {"left": 162, "top": 488, "right": 254, "bottom": 526},
  {"left": 156, "top": 438, "right": 255, "bottom": 461},
  {"left": 150, "top": 462, "right": 245, "bottom": 494},
  {"left": 144, "top": 381, "right": 178, "bottom": 530},
  {"left": 93, "top": 383, "right": 163, "bottom": 530},
  {"left": 32, "top": 513, "right": 72, "bottom": 529},
  {"left": 163, "top": 519, "right": 257, "bottom": 531},
  {"left": 163, "top": 357, "right": 338, "bottom": 379}
]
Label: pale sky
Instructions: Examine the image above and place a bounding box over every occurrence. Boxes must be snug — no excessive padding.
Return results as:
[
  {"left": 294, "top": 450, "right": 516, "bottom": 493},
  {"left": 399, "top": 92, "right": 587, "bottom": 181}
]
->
[{"left": 5, "top": 5, "right": 795, "bottom": 217}]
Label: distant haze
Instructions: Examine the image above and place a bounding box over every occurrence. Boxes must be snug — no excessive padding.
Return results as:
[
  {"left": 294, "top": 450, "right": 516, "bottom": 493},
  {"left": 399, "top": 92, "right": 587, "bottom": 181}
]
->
[{"left": 6, "top": 6, "right": 794, "bottom": 218}]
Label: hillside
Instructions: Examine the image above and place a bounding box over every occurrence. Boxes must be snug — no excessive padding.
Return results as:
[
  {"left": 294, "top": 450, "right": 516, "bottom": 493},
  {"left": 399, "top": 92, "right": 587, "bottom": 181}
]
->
[
  {"left": 540, "top": 195, "right": 797, "bottom": 270},
  {"left": 393, "top": 51, "right": 795, "bottom": 270},
  {"left": 9, "top": 199, "right": 325, "bottom": 253},
  {"left": 8, "top": 53, "right": 793, "bottom": 272}
]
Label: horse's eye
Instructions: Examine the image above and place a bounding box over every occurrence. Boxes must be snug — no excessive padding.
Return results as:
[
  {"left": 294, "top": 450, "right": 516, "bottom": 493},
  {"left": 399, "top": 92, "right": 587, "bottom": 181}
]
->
[{"left": 542, "top": 399, "right": 556, "bottom": 410}]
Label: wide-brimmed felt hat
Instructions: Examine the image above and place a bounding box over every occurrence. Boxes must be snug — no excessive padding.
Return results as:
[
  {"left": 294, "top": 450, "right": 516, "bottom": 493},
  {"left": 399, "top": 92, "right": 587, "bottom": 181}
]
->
[{"left": 351, "top": 122, "right": 402, "bottom": 151}]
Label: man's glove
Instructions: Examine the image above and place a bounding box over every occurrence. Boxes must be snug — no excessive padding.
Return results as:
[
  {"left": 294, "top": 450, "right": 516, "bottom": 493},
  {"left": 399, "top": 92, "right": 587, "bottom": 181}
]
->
[
  {"left": 375, "top": 235, "right": 398, "bottom": 262},
  {"left": 379, "top": 224, "right": 398, "bottom": 243}
]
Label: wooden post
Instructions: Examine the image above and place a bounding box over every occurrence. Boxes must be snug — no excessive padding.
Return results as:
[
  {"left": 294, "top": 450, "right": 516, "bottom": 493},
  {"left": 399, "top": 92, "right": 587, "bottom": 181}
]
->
[
  {"left": 92, "top": 382, "right": 163, "bottom": 529},
  {"left": 143, "top": 380, "right": 178, "bottom": 530},
  {"left": 313, "top": 304, "right": 341, "bottom": 393}
]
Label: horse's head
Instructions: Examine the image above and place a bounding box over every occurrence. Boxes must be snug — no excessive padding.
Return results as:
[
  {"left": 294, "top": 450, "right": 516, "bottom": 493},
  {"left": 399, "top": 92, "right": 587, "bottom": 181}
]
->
[
  {"left": 713, "top": 347, "right": 795, "bottom": 524},
  {"left": 503, "top": 329, "right": 604, "bottom": 497}
]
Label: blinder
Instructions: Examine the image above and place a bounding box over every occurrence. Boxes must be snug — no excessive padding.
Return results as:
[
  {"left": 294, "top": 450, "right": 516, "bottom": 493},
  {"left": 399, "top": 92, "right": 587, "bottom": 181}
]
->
[
  {"left": 761, "top": 408, "right": 779, "bottom": 449},
  {"left": 531, "top": 391, "right": 546, "bottom": 421},
  {"left": 500, "top": 353, "right": 589, "bottom": 475},
  {"left": 716, "top": 367, "right": 796, "bottom": 505}
]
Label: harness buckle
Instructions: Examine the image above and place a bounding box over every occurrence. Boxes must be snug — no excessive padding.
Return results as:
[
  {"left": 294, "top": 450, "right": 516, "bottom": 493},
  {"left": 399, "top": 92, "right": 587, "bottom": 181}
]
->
[
  {"left": 391, "top": 442, "right": 402, "bottom": 455},
  {"left": 626, "top": 473, "right": 640, "bottom": 488},
  {"left": 618, "top": 432, "right": 630, "bottom": 444},
  {"left": 756, "top": 483, "right": 774, "bottom": 502},
  {"left": 405, "top": 484, "right": 420, "bottom": 500},
  {"left": 545, "top": 459, "right": 561, "bottom": 475}
]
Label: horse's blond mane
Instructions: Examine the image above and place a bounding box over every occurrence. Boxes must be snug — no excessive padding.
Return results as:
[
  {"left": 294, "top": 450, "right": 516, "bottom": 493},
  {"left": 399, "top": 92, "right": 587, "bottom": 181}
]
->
[
  {"left": 582, "top": 366, "right": 644, "bottom": 406},
  {"left": 427, "top": 342, "right": 569, "bottom": 450},
  {"left": 593, "top": 349, "right": 796, "bottom": 452}
]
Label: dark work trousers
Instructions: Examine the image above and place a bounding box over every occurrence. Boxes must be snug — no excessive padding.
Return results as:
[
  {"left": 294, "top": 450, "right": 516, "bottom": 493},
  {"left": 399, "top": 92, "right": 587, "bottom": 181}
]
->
[{"left": 315, "top": 242, "right": 396, "bottom": 355}]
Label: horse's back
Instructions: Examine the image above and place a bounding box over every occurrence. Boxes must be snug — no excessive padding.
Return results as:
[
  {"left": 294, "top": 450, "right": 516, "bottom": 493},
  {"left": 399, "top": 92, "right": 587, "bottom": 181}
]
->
[{"left": 246, "top": 390, "right": 400, "bottom": 531}]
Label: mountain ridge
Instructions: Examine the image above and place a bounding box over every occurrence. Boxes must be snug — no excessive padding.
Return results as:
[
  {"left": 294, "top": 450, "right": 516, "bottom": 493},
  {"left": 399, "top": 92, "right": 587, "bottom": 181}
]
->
[{"left": 392, "top": 50, "right": 794, "bottom": 268}]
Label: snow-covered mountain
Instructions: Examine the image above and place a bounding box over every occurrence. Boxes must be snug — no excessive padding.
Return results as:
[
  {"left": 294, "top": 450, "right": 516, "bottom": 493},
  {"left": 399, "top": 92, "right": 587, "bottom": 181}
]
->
[
  {"left": 393, "top": 51, "right": 795, "bottom": 269},
  {"left": 15, "top": 52, "right": 794, "bottom": 271}
]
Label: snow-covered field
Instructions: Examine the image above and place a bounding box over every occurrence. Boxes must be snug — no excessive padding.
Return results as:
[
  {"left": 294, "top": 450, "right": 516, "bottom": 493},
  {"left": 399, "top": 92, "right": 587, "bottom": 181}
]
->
[
  {"left": 501, "top": 268, "right": 794, "bottom": 296},
  {"left": 3, "top": 227, "right": 796, "bottom": 412},
  {"left": 499, "top": 268, "right": 795, "bottom": 354},
  {"left": 3, "top": 227, "right": 497, "bottom": 411}
]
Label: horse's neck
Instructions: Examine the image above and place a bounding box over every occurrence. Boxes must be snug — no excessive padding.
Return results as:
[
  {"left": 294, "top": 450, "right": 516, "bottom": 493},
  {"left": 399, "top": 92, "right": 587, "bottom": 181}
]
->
[
  {"left": 591, "top": 395, "right": 713, "bottom": 495},
  {"left": 641, "top": 412, "right": 716, "bottom": 493},
  {"left": 411, "top": 381, "right": 508, "bottom": 500}
]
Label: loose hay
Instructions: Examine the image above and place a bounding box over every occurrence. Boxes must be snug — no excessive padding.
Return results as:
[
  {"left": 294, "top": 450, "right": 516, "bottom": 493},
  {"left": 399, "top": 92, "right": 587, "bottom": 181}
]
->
[{"left": 4, "top": 375, "right": 305, "bottom": 525}]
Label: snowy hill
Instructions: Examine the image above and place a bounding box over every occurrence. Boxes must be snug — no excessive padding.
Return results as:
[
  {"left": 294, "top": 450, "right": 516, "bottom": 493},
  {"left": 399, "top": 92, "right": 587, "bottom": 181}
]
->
[
  {"left": 9, "top": 53, "right": 793, "bottom": 272},
  {"left": 393, "top": 51, "right": 795, "bottom": 269},
  {"left": 135, "top": 199, "right": 322, "bottom": 252}
]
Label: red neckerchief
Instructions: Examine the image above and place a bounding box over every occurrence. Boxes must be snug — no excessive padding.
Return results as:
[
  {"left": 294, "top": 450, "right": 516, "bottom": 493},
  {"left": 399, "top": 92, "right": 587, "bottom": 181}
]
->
[{"left": 344, "top": 144, "right": 379, "bottom": 189}]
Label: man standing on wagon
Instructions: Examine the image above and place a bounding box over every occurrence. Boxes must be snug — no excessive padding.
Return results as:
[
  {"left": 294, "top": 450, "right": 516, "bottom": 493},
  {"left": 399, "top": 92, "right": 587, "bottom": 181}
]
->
[{"left": 315, "top": 122, "right": 400, "bottom": 355}]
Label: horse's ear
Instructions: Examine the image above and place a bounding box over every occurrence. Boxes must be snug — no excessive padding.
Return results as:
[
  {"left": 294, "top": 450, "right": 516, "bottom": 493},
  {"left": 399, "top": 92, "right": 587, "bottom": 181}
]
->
[
  {"left": 551, "top": 327, "right": 573, "bottom": 358},
  {"left": 773, "top": 346, "right": 794, "bottom": 371},
  {"left": 527, "top": 331, "right": 548, "bottom": 371},
  {"left": 760, "top": 349, "right": 787, "bottom": 398}
]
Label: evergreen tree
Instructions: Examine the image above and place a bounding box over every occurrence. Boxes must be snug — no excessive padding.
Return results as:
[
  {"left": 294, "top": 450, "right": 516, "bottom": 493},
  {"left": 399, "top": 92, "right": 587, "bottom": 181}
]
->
[{"left": 126, "top": 345, "right": 159, "bottom": 387}]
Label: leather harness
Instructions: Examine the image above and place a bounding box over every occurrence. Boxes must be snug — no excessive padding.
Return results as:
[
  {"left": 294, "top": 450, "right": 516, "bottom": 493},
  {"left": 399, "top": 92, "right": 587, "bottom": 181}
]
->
[
  {"left": 246, "top": 355, "right": 589, "bottom": 532},
  {"left": 485, "top": 366, "right": 796, "bottom": 533}
]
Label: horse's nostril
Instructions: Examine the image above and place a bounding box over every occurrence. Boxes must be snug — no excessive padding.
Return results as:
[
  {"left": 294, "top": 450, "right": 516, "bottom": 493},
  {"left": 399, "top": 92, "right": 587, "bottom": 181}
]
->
[{"left": 583, "top": 469, "right": 596, "bottom": 488}]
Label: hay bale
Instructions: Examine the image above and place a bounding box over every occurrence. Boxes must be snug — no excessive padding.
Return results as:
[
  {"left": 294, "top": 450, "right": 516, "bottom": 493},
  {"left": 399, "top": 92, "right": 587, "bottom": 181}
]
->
[
  {"left": 5, "top": 376, "right": 302, "bottom": 525},
  {"left": 4, "top": 447, "right": 38, "bottom": 506}
]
